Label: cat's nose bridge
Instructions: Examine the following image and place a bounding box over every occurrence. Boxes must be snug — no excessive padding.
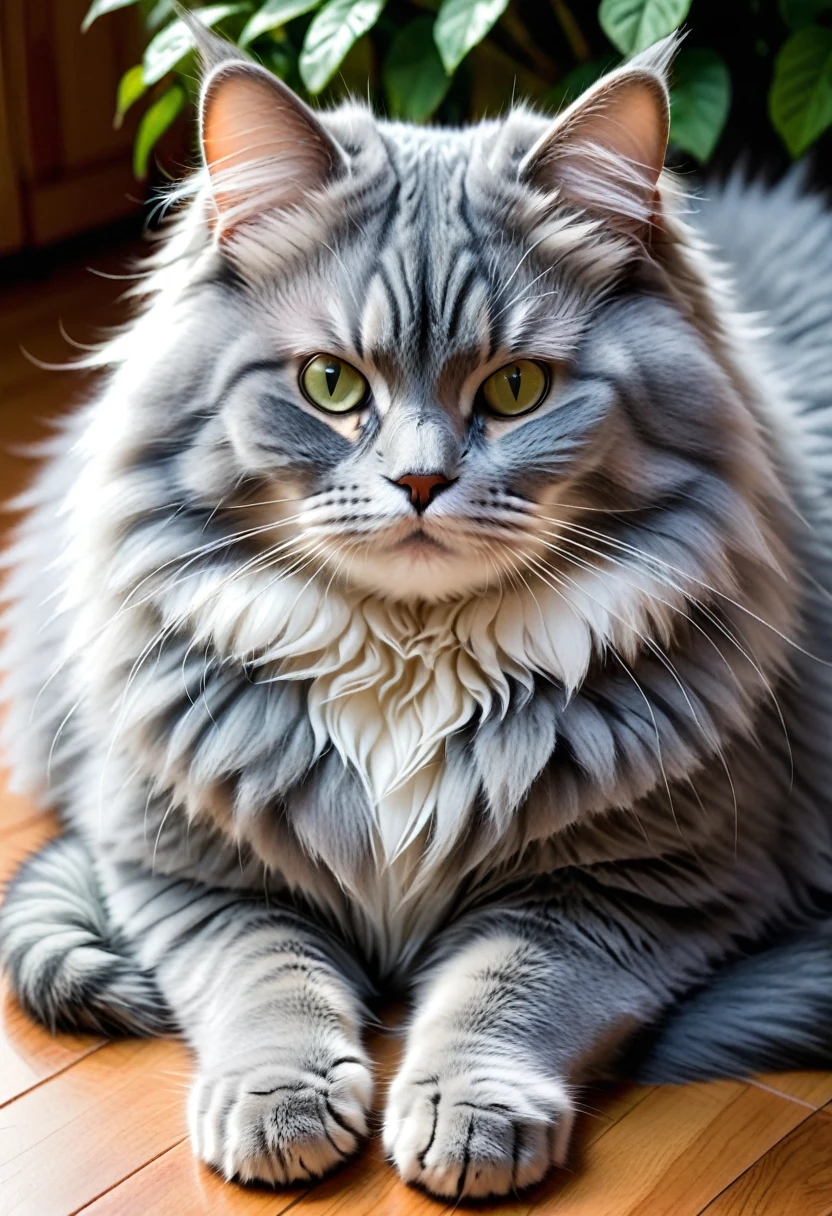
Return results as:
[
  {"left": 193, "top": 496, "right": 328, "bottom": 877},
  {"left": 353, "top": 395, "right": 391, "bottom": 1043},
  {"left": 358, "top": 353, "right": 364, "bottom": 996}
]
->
[{"left": 378, "top": 401, "right": 460, "bottom": 484}]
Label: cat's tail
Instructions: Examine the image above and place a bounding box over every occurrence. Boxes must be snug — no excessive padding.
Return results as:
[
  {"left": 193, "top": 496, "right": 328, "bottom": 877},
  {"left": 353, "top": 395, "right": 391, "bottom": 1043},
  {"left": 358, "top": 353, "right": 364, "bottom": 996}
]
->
[
  {"left": 622, "top": 923, "right": 832, "bottom": 1083},
  {"left": 0, "top": 833, "right": 173, "bottom": 1036}
]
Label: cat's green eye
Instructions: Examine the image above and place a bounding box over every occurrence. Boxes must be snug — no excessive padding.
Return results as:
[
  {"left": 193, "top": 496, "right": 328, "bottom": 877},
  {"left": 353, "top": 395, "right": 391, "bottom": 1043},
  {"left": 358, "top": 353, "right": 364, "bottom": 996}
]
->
[
  {"left": 300, "top": 355, "right": 368, "bottom": 414},
  {"left": 481, "top": 360, "right": 549, "bottom": 417}
]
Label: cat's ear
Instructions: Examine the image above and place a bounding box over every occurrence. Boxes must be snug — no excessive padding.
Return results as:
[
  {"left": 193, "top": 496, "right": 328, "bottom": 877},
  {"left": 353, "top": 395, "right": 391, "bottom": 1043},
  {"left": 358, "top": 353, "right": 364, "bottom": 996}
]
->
[
  {"left": 199, "top": 59, "right": 347, "bottom": 235},
  {"left": 518, "top": 40, "right": 673, "bottom": 235}
]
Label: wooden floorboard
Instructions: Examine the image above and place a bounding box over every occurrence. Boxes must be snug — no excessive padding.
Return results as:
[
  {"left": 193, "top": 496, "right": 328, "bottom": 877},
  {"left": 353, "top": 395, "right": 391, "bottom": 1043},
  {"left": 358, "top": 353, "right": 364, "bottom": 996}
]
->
[
  {"left": 700, "top": 1107, "right": 832, "bottom": 1216},
  {"left": 2, "top": 234, "right": 832, "bottom": 1215}
]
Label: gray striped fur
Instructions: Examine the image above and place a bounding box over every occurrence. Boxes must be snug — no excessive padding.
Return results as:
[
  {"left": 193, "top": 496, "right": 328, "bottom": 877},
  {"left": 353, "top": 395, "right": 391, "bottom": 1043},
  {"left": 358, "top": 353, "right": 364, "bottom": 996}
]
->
[{"left": 3, "top": 36, "right": 832, "bottom": 1198}]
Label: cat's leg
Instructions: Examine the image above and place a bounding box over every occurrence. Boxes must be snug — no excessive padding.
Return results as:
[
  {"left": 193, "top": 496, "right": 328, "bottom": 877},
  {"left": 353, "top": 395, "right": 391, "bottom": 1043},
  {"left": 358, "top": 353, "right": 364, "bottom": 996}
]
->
[
  {"left": 384, "top": 899, "right": 701, "bottom": 1199},
  {"left": 101, "top": 860, "right": 373, "bottom": 1187}
]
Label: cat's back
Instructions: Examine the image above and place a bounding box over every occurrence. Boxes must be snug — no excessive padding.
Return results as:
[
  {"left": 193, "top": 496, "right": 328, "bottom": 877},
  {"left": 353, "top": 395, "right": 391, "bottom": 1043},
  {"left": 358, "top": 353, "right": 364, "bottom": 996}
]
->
[{"left": 693, "top": 173, "right": 832, "bottom": 425}]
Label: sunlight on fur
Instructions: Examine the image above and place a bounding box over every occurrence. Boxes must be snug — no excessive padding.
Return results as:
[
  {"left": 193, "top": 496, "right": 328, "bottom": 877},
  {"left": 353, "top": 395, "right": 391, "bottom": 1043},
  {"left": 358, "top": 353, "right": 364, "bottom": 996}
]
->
[{"left": 3, "top": 24, "right": 832, "bottom": 1205}]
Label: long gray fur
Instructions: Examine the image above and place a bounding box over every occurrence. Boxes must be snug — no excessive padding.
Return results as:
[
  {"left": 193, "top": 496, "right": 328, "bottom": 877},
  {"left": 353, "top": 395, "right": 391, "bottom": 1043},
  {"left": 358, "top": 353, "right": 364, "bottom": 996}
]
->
[{"left": 2, "top": 36, "right": 832, "bottom": 1200}]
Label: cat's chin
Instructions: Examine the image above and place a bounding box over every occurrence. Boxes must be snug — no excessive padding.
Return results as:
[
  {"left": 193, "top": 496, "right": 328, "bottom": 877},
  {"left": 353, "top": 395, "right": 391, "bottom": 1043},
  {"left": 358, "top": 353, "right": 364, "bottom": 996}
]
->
[{"left": 339, "top": 542, "right": 496, "bottom": 603}]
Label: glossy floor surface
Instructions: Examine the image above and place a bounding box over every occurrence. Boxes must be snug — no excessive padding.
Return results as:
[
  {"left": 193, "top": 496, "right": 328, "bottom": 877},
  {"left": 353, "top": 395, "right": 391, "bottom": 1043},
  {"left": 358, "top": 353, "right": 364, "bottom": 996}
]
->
[{"left": 2, "top": 235, "right": 832, "bottom": 1215}]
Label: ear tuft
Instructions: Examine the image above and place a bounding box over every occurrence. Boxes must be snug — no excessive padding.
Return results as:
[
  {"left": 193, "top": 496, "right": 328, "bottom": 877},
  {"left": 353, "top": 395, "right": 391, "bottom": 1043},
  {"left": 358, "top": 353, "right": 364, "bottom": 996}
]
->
[
  {"left": 177, "top": 6, "right": 241, "bottom": 72},
  {"left": 199, "top": 62, "right": 347, "bottom": 236},
  {"left": 520, "top": 40, "right": 674, "bottom": 235}
]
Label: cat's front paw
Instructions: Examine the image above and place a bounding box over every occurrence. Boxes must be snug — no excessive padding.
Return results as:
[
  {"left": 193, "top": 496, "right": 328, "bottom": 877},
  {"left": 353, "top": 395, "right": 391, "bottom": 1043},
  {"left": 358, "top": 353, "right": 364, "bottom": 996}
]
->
[
  {"left": 383, "top": 1056, "right": 574, "bottom": 1199},
  {"left": 189, "top": 1050, "right": 373, "bottom": 1185}
]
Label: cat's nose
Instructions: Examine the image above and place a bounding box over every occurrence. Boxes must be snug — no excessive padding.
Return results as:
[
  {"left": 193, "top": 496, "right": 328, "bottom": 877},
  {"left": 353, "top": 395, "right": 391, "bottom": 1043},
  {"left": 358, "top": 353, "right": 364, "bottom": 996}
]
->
[{"left": 394, "top": 472, "right": 453, "bottom": 513}]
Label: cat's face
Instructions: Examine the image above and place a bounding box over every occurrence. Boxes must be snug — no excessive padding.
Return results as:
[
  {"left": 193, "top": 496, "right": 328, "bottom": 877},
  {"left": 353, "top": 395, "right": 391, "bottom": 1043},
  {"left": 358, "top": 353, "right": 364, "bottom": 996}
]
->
[
  {"left": 162, "top": 43, "right": 764, "bottom": 614},
  {"left": 216, "top": 129, "right": 622, "bottom": 602}
]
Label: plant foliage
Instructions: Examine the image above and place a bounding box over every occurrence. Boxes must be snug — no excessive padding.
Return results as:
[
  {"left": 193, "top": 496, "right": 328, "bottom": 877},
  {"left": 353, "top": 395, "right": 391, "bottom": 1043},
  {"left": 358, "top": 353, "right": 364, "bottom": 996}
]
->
[{"left": 84, "top": 0, "right": 832, "bottom": 177}]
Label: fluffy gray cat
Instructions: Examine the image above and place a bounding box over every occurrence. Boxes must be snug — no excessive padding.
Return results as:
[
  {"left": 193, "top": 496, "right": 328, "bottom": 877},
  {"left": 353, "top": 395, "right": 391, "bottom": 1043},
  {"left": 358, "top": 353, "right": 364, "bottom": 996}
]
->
[{"left": 3, "top": 29, "right": 832, "bottom": 1200}]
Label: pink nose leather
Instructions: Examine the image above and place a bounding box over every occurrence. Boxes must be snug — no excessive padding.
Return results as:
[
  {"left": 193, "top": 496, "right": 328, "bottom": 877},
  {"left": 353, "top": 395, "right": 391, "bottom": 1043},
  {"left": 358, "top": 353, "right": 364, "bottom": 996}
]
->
[{"left": 396, "top": 473, "right": 451, "bottom": 512}]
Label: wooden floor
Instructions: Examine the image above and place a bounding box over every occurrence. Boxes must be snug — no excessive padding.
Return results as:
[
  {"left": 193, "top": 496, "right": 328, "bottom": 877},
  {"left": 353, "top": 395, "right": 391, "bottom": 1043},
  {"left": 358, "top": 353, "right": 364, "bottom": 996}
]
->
[{"left": 2, "top": 234, "right": 832, "bottom": 1216}]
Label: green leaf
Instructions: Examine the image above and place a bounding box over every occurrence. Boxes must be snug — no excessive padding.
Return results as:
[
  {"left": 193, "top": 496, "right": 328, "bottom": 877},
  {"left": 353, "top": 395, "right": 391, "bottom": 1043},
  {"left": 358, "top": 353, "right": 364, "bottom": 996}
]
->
[
  {"left": 433, "top": 0, "right": 510, "bottom": 75},
  {"left": 669, "top": 47, "right": 730, "bottom": 162},
  {"left": 383, "top": 17, "right": 451, "bottom": 121},
  {"left": 257, "top": 40, "right": 296, "bottom": 79},
  {"left": 143, "top": 5, "right": 251, "bottom": 87},
  {"left": 133, "top": 84, "right": 185, "bottom": 177},
  {"left": 82, "top": 0, "right": 140, "bottom": 32},
  {"left": 299, "top": 0, "right": 385, "bottom": 94},
  {"left": 326, "top": 31, "right": 372, "bottom": 97},
  {"left": 780, "top": 0, "right": 832, "bottom": 31},
  {"left": 770, "top": 25, "right": 832, "bottom": 156},
  {"left": 598, "top": 0, "right": 690, "bottom": 56},
  {"left": 240, "top": 0, "right": 322, "bottom": 46},
  {"left": 145, "top": 0, "right": 175, "bottom": 29},
  {"left": 548, "top": 58, "right": 613, "bottom": 110},
  {"left": 115, "top": 64, "right": 147, "bottom": 127}
]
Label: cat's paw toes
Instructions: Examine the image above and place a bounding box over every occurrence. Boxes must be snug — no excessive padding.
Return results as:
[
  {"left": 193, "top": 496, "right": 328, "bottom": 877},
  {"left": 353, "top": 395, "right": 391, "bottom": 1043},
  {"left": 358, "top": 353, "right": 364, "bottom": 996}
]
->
[
  {"left": 190, "top": 1052, "right": 373, "bottom": 1186},
  {"left": 383, "top": 1059, "right": 574, "bottom": 1199}
]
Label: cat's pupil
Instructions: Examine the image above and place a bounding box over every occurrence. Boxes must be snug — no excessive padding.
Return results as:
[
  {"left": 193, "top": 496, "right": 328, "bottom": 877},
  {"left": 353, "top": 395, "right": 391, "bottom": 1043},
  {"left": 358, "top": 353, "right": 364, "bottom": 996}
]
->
[
  {"left": 325, "top": 362, "right": 341, "bottom": 396},
  {"left": 507, "top": 365, "right": 521, "bottom": 401}
]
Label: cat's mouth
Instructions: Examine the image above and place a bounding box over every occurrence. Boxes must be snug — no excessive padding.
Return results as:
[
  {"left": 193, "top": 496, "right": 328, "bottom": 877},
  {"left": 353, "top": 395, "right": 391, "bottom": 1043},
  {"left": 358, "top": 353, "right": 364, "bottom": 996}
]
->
[
  {"left": 329, "top": 520, "right": 501, "bottom": 600},
  {"left": 394, "top": 528, "right": 449, "bottom": 553}
]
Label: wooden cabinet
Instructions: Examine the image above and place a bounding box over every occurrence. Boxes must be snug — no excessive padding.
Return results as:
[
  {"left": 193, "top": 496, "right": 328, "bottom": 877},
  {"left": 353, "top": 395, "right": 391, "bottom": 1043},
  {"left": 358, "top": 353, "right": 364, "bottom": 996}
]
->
[{"left": 0, "top": 0, "right": 144, "bottom": 253}]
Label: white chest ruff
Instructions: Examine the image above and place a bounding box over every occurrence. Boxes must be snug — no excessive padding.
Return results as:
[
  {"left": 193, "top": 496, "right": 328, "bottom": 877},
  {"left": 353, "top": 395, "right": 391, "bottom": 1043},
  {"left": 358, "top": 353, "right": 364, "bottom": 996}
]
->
[{"left": 168, "top": 561, "right": 677, "bottom": 926}]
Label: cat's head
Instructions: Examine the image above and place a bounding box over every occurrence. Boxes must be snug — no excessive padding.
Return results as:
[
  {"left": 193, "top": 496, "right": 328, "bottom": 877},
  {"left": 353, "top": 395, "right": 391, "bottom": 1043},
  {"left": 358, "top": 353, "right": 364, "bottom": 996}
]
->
[{"left": 119, "top": 35, "right": 785, "bottom": 633}]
